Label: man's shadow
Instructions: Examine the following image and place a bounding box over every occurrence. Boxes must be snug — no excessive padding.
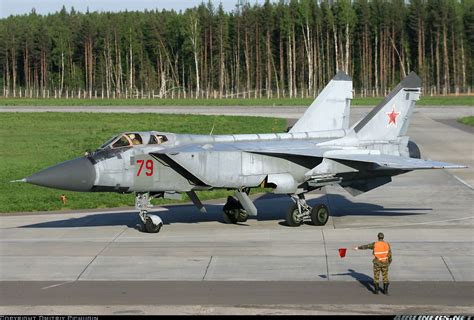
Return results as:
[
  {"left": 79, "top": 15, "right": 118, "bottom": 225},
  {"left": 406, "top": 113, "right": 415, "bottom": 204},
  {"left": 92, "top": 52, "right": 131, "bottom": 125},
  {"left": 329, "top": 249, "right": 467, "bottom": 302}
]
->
[{"left": 329, "top": 268, "right": 374, "bottom": 293}]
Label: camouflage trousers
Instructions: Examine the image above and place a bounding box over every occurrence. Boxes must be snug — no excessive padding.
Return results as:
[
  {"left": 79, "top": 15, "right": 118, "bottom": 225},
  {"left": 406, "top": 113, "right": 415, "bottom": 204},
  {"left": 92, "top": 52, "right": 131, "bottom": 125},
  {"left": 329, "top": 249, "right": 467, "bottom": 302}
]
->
[{"left": 373, "top": 259, "right": 390, "bottom": 284}]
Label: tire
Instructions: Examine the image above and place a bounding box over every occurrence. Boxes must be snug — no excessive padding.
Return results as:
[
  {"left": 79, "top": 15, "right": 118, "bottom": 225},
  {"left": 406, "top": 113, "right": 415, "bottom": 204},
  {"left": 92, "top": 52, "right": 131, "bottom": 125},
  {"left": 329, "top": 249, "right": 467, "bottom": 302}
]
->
[
  {"left": 145, "top": 216, "right": 162, "bottom": 233},
  {"left": 223, "top": 194, "right": 248, "bottom": 224},
  {"left": 311, "top": 204, "right": 329, "bottom": 226},
  {"left": 236, "top": 209, "right": 248, "bottom": 223},
  {"left": 223, "top": 210, "right": 238, "bottom": 224},
  {"left": 286, "top": 203, "right": 303, "bottom": 227},
  {"left": 223, "top": 196, "right": 242, "bottom": 212}
]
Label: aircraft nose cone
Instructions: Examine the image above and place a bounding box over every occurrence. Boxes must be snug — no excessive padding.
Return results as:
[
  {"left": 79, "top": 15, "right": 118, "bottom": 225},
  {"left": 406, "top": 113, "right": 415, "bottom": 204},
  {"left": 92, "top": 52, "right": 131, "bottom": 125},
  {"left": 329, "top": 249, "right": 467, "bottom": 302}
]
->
[{"left": 26, "top": 157, "right": 96, "bottom": 191}]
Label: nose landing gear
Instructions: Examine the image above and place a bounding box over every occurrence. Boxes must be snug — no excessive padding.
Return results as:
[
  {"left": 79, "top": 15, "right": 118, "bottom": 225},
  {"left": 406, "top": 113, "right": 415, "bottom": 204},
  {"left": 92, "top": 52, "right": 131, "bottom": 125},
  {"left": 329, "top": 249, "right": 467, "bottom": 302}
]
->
[{"left": 136, "top": 192, "right": 163, "bottom": 233}]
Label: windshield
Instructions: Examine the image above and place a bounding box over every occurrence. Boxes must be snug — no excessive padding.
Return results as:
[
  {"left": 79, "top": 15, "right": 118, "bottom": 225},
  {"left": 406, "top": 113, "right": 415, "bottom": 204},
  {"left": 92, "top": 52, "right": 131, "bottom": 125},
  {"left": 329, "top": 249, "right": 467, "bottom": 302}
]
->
[
  {"left": 100, "top": 135, "right": 120, "bottom": 149},
  {"left": 112, "top": 135, "right": 132, "bottom": 148},
  {"left": 99, "top": 133, "right": 145, "bottom": 149}
]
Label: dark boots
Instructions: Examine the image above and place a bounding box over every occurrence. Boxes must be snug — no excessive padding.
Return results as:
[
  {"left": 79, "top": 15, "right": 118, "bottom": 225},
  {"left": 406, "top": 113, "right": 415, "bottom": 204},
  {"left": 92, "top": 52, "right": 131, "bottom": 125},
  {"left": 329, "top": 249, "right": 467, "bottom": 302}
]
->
[
  {"left": 374, "top": 283, "right": 389, "bottom": 295},
  {"left": 374, "top": 283, "right": 379, "bottom": 294},
  {"left": 383, "top": 283, "right": 389, "bottom": 295}
]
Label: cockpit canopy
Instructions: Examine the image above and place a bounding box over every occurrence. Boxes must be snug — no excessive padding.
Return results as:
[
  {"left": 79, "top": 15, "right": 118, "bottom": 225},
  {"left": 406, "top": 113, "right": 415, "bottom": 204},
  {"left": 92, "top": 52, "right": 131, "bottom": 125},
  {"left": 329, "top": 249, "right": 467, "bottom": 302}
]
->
[{"left": 99, "top": 132, "right": 169, "bottom": 149}]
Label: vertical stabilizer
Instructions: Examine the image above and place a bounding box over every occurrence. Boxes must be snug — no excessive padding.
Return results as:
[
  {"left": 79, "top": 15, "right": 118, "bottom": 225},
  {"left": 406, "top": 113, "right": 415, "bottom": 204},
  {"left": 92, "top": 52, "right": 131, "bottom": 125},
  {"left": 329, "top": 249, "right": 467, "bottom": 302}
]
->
[
  {"left": 352, "top": 72, "right": 421, "bottom": 141},
  {"left": 289, "top": 71, "right": 352, "bottom": 133}
]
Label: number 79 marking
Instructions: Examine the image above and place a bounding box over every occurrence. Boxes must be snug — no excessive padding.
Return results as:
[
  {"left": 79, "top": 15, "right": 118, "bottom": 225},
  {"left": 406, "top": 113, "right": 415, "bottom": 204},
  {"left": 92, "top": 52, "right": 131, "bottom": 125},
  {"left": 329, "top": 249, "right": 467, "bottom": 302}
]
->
[{"left": 136, "top": 159, "right": 154, "bottom": 176}]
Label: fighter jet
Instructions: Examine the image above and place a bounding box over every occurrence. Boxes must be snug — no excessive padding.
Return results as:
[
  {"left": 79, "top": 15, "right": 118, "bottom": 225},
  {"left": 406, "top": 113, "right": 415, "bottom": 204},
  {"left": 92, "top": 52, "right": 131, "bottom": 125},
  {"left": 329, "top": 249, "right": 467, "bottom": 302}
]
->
[{"left": 21, "top": 72, "right": 465, "bottom": 233}]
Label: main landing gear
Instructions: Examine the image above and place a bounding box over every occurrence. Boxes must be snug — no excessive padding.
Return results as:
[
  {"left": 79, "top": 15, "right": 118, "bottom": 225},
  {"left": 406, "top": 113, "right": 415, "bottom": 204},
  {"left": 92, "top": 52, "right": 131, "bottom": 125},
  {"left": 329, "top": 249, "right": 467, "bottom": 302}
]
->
[
  {"left": 136, "top": 192, "right": 163, "bottom": 233},
  {"left": 285, "top": 194, "right": 330, "bottom": 227},
  {"left": 222, "top": 195, "right": 249, "bottom": 224}
]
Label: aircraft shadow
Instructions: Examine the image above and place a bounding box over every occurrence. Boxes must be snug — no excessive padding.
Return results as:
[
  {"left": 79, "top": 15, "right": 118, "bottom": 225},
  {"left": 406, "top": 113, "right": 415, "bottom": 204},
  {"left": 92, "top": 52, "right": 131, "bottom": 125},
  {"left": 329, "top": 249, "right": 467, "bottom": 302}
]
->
[
  {"left": 324, "top": 194, "right": 432, "bottom": 217},
  {"left": 20, "top": 193, "right": 430, "bottom": 229}
]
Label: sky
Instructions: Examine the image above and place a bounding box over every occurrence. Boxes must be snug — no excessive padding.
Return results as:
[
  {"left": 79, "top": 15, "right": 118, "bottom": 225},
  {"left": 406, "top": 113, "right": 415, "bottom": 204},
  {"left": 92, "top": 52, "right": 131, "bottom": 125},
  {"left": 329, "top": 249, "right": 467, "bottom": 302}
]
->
[{"left": 0, "top": 0, "right": 266, "bottom": 18}]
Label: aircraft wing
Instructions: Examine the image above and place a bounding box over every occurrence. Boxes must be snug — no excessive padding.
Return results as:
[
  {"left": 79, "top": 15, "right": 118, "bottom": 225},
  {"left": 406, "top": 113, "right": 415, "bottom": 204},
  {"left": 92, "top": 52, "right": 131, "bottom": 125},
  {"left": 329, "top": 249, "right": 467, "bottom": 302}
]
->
[
  {"left": 151, "top": 140, "right": 333, "bottom": 157},
  {"left": 152, "top": 143, "right": 466, "bottom": 171},
  {"left": 251, "top": 150, "right": 466, "bottom": 170},
  {"left": 323, "top": 153, "right": 467, "bottom": 170}
]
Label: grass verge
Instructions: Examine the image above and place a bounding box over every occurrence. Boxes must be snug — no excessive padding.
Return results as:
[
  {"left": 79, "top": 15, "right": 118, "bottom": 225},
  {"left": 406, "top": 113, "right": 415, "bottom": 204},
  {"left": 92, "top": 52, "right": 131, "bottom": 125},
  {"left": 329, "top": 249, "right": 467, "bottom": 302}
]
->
[
  {"left": 458, "top": 116, "right": 474, "bottom": 127},
  {"left": 1, "top": 113, "right": 286, "bottom": 213},
  {"left": 0, "top": 95, "right": 473, "bottom": 106}
]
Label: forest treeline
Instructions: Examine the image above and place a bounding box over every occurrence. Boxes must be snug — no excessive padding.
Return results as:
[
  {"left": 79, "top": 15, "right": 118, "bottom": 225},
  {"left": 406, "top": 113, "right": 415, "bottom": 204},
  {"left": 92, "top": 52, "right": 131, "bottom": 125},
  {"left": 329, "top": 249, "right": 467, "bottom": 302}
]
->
[{"left": 1, "top": 0, "right": 473, "bottom": 99}]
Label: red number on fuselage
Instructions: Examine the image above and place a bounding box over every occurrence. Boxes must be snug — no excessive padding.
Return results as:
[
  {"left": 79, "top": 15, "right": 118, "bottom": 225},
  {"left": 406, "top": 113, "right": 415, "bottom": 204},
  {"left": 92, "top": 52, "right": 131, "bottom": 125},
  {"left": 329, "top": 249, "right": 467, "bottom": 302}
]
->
[
  {"left": 136, "top": 159, "right": 145, "bottom": 176},
  {"left": 145, "top": 160, "right": 153, "bottom": 176},
  {"left": 136, "top": 159, "right": 154, "bottom": 176}
]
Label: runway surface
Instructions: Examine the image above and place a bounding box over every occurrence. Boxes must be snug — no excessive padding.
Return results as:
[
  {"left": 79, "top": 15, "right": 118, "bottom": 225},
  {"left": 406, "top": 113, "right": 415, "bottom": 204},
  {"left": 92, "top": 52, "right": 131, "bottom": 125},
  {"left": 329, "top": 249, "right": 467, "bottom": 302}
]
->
[
  {"left": 1, "top": 281, "right": 472, "bottom": 315},
  {"left": 0, "top": 106, "right": 473, "bottom": 314}
]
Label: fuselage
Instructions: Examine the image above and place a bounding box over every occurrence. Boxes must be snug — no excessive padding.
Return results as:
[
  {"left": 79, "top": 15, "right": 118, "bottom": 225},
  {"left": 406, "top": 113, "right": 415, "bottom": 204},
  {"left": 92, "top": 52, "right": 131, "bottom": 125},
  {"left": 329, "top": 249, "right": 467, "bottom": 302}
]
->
[
  {"left": 25, "top": 128, "right": 415, "bottom": 195},
  {"left": 89, "top": 130, "right": 347, "bottom": 194}
]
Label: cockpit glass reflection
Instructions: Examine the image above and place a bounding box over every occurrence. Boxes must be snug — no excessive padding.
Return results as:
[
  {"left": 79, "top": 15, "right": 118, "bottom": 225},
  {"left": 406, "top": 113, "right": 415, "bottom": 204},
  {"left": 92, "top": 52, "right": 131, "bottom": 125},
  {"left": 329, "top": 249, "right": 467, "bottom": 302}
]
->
[
  {"left": 100, "top": 132, "right": 156, "bottom": 149},
  {"left": 112, "top": 135, "right": 131, "bottom": 148}
]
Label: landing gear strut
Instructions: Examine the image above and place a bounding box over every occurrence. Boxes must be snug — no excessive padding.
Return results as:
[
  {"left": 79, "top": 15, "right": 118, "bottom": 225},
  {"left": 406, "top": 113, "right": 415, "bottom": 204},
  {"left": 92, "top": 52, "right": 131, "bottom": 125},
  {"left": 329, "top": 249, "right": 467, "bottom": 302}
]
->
[
  {"left": 136, "top": 192, "right": 163, "bottom": 233},
  {"left": 222, "top": 195, "right": 248, "bottom": 224},
  {"left": 285, "top": 194, "right": 330, "bottom": 227}
]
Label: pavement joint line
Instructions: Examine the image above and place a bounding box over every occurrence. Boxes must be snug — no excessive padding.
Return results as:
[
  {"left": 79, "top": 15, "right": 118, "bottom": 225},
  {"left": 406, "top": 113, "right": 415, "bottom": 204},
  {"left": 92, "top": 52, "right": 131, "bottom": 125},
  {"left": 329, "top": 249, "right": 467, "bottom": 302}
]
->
[
  {"left": 202, "top": 256, "right": 213, "bottom": 281},
  {"left": 441, "top": 256, "right": 456, "bottom": 282},
  {"left": 415, "top": 113, "right": 473, "bottom": 192},
  {"left": 322, "top": 230, "right": 329, "bottom": 281},
  {"left": 75, "top": 226, "right": 128, "bottom": 281},
  {"left": 323, "top": 188, "right": 337, "bottom": 230},
  {"left": 437, "top": 165, "right": 474, "bottom": 192},
  {"left": 453, "top": 175, "right": 474, "bottom": 190}
]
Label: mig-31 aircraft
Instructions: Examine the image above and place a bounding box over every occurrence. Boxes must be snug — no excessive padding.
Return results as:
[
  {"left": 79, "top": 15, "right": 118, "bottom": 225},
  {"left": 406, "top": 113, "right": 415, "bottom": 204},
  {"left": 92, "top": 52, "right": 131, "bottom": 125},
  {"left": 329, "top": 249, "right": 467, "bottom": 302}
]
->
[{"left": 20, "top": 71, "right": 465, "bottom": 233}]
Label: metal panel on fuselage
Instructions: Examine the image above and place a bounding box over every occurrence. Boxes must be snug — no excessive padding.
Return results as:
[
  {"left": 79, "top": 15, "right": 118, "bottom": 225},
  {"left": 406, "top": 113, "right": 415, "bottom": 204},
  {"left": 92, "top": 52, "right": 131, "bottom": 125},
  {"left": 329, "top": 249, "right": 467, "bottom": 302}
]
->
[
  {"left": 170, "top": 151, "right": 247, "bottom": 188},
  {"left": 133, "top": 154, "right": 160, "bottom": 191},
  {"left": 169, "top": 150, "right": 316, "bottom": 189},
  {"left": 94, "top": 150, "right": 131, "bottom": 190},
  {"left": 131, "top": 153, "right": 196, "bottom": 192}
]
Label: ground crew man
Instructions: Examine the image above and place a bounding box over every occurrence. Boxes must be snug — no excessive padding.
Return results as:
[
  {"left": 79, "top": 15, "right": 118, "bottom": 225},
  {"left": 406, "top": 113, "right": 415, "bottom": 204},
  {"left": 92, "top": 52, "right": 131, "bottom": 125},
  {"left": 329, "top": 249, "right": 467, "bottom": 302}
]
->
[{"left": 353, "top": 232, "right": 392, "bottom": 295}]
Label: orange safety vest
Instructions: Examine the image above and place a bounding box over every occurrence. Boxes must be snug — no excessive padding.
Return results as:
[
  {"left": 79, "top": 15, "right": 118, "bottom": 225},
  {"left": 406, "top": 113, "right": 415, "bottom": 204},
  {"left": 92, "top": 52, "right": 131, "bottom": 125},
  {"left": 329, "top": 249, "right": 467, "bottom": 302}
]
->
[{"left": 373, "top": 241, "right": 390, "bottom": 262}]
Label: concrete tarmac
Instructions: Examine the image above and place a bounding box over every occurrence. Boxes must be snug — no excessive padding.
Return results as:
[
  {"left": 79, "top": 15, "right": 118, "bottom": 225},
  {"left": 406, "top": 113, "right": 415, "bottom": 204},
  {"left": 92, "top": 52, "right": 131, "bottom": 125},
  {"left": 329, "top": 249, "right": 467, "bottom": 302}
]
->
[
  {"left": 0, "top": 281, "right": 473, "bottom": 315},
  {"left": 0, "top": 106, "right": 473, "bottom": 314}
]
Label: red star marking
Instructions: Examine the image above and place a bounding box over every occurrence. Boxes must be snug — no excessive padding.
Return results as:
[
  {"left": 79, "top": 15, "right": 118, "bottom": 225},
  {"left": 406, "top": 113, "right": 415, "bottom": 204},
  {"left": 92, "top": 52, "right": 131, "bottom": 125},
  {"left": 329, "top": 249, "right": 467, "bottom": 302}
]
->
[{"left": 386, "top": 106, "right": 400, "bottom": 126}]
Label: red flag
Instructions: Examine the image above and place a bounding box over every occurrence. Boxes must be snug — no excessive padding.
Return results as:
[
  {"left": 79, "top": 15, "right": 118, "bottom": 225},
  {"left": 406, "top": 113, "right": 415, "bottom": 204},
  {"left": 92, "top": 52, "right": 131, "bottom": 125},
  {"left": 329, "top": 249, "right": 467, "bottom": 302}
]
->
[{"left": 338, "top": 248, "right": 347, "bottom": 258}]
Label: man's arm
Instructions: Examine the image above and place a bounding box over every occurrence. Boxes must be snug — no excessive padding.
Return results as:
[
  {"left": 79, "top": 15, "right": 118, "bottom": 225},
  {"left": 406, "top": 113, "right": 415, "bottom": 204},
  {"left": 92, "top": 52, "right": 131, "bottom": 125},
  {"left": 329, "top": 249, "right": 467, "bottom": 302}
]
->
[{"left": 353, "top": 242, "right": 375, "bottom": 250}]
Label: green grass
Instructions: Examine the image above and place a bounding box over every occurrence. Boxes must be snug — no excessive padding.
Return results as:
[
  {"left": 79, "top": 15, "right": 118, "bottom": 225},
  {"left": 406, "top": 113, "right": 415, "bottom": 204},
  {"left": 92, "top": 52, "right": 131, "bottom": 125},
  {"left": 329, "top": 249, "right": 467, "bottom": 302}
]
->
[
  {"left": 458, "top": 116, "right": 474, "bottom": 127},
  {"left": 0, "top": 95, "right": 473, "bottom": 106},
  {"left": 0, "top": 113, "right": 286, "bottom": 213}
]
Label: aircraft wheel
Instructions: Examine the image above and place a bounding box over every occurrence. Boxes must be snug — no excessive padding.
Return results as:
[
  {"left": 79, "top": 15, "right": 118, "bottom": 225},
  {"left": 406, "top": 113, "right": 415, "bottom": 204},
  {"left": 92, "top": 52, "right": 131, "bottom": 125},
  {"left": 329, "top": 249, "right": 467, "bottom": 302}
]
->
[
  {"left": 311, "top": 204, "right": 329, "bottom": 226},
  {"left": 236, "top": 209, "right": 248, "bottom": 223},
  {"left": 144, "top": 216, "right": 162, "bottom": 233},
  {"left": 223, "top": 210, "right": 238, "bottom": 224},
  {"left": 286, "top": 203, "right": 303, "bottom": 227}
]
